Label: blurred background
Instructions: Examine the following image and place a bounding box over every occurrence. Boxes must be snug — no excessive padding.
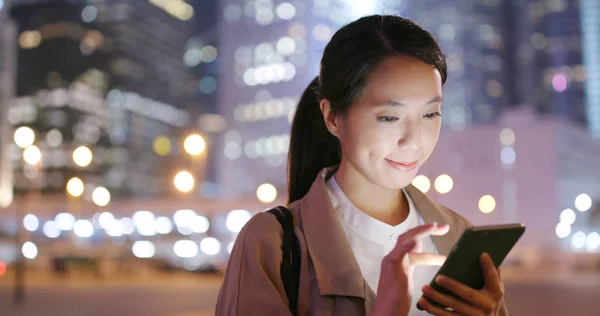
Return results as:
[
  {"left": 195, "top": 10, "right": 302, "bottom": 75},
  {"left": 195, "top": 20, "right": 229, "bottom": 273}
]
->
[{"left": 0, "top": 0, "right": 599, "bottom": 315}]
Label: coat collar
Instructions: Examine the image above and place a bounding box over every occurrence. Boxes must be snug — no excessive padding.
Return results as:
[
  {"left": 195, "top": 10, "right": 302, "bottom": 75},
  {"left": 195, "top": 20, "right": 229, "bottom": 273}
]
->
[{"left": 298, "top": 166, "right": 459, "bottom": 298}]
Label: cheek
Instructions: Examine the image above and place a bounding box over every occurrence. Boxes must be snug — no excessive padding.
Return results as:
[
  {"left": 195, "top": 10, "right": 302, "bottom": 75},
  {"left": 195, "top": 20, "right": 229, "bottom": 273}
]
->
[{"left": 421, "top": 124, "right": 441, "bottom": 157}]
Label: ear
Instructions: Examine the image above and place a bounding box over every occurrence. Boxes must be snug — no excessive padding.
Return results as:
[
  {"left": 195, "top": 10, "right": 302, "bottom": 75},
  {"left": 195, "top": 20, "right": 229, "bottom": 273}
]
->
[{"left": 320, "top": 99, "right": 341, "bottom": 137}]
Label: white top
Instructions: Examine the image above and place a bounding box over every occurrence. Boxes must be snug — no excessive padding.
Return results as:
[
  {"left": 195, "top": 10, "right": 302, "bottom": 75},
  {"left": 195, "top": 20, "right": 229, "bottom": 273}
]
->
[{"left": 326, "top": 175, "right": 439, "bottom": 316}]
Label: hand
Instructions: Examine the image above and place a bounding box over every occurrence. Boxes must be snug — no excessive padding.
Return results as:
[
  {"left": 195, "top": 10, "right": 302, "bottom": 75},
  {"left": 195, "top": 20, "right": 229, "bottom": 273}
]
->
[
  {"left": 418, "top": 253, "right": 505, "bottom": 316},
  {"left": 372, "top": 223, "right": 449, "bottom": 316}
]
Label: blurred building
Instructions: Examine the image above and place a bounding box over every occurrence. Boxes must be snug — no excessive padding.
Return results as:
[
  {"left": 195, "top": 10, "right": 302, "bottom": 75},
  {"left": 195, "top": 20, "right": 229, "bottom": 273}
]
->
[
  {"left": 186, "top": 0, "right": 222, "bottom": 191},
  {"left": 580, "top": 0, "right": 600, "bottom": 137},
  {"left": 400, "top": 0, "right": 510, "bottom": 130},
  {"left": 216, "top": 0, "right": 382, "bottom": 197},
  {"left": 418, "top": 107, "right": 600, "bottom": 252},
  {"left": 0, "top": 0, "right": 17, "bottom": 207},
  {"left": 8, "top": 0, "right": 201, "bottom": 199}
]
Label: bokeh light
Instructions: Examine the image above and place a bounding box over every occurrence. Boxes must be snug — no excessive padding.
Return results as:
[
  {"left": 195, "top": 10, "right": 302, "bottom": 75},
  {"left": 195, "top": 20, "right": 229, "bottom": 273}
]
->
[
  {"left": 14, "top": 126, "right": 35, "bottom": 148},
  {"left": 66, "top": 177, "right": 85, "bottom": 197},
  {"left": 200, "top": 237, "right": 221, "bottom": 255},
  {"left": 478, "top": 195, "right": 496, "bottom": 213},
  {"left": 73, "top": 146, "right": 93, "bottom": 167},
  {"left": 411, "top": 175, "right": 431, "bottom": 193},
  {"left": 226, "top": 210, "right": 252, "bottom": 233},
  {"left": 560, "top": 208, "right": 576, "bottom": 225},
  {"left": 22, "top": 242, "right": 38, "bottom": 259},
  {"left": 434, "top": 174, "right": 454, "bottom": 194},
  {"left": 132, "top": 241, "right": 156, "bottom": 259},
  {"left": 92, "top": 187, "right": 111, "bottom": 207},
  {"left": 23, "top": 214, "right": 39, "bottom": 232},
  {"left": 256, "top": 183, "right": 277, "bottom": 203},
  {"left": 23, "top": 145, "right": 42, "bottom": 165},
  {"left": 574, "top": 193, "right": 592, "bottom": 212},
  {"left": 174, "top": 171, "right": 195, "bottom": 193}
]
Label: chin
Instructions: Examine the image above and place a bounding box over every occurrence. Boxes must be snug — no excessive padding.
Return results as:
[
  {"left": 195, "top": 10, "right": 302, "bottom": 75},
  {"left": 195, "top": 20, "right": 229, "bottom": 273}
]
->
[{"left": 378, "top": 172, "right": 416, "bottom": 190}]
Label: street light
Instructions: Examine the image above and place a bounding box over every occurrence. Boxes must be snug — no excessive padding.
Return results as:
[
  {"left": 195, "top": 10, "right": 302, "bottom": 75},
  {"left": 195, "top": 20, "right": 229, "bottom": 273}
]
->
[
  {"left": 73, "top": 146, "right": 93, "bottom": 167},
  {"left": 22, "top": 145, "right": 41, "bottom": 165},
  {"left": 66, "top": 177, "right": 85, "bottom": 197},
  {"left": 184, "top": 133, "right": 206, "bottom": 156},
  {"left": 92, "top": 187, "right": 111, "bottom": 207},
  {"left": 174, "top": 171, "right": 195, "bottom": 193},
  {"left": 14, "top": 127, "right": 35, "bottom": 149}
]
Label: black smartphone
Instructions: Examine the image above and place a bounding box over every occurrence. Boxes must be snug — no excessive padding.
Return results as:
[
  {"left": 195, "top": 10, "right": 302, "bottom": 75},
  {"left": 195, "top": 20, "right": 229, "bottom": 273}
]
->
[{"left": 417, "top": 224, "right": 525, "bottom": 310}]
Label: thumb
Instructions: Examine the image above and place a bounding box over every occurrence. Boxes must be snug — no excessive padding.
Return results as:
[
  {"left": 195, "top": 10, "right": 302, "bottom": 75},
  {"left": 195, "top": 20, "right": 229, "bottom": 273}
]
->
[{"left": 408, "top": 253, "right": 447, "bottom": 266}]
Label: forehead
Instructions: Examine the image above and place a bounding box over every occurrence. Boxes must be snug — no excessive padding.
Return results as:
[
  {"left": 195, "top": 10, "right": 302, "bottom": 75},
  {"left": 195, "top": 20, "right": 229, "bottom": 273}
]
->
[{"left": 358, "top": 55, "right": 443, "bottom": 106}]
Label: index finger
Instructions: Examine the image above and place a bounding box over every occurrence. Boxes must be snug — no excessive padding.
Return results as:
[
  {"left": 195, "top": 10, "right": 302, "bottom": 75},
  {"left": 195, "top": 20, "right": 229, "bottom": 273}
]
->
[{"left": 397, "top": 223, "right": 450, "bottom": 245}]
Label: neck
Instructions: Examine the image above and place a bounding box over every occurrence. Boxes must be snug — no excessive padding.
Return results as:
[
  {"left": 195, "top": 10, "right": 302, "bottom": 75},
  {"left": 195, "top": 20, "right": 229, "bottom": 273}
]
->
[{"left": 334, "top": 161, "right": 409, "bottom": 226}]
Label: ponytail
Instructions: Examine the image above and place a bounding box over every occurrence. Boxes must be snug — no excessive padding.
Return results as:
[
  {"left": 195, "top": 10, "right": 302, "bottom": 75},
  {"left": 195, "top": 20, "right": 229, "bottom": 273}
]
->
[{"left": 287, "top": 77, "right": 341, "bottom": 203}]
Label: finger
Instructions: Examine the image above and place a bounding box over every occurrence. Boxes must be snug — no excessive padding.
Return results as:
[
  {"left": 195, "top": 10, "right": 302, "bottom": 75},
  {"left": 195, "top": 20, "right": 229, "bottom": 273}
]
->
[
  {"left": 422, "top": 285, "right": 479, "bottom": 316},
  {"left": 386, "top": 239, "right": 417, "bottom": 262},
  {"left": 409, "top": 253, "right": 447, "bottom": 266},
  {"left": 397, "top": 223, "right": 450, "bottom": 246},
  {"left": 417, "top": 298, "right": 457, "bottom": 316},
  {"left": 435, "top": 275, "right": 496, "bottom": 313},
  {"left": 481, "top": 253, "right": 503, "bottom": 296}
]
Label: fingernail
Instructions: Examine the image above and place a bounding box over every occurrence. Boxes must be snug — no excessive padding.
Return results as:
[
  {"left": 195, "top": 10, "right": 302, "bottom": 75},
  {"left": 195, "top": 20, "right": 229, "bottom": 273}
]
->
[{"left": 418, "top": 298, "right": 428, "bottom": 306}]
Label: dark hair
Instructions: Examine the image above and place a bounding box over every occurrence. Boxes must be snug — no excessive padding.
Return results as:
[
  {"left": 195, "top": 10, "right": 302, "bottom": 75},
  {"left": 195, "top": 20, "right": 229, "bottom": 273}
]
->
[{"left": 287, "top": 15, "right": 448, "bottom": 203}]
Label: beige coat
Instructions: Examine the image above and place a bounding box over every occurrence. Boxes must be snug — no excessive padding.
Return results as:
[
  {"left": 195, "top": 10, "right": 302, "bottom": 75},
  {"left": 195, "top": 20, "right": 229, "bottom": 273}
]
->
[{"left": 216, "top": 168, "right": 509, "bottom": 315}]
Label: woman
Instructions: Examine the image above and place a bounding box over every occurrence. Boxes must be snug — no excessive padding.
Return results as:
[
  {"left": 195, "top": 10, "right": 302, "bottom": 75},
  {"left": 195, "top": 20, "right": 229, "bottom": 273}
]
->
[{"left": 216, "top": 15, "right": 508, "bottom": 316}]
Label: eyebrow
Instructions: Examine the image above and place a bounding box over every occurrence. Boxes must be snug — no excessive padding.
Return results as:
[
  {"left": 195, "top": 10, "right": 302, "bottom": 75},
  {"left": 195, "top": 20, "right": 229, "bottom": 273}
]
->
[{"left": 384, "top": 96, "right": 443, "bottom": 107}]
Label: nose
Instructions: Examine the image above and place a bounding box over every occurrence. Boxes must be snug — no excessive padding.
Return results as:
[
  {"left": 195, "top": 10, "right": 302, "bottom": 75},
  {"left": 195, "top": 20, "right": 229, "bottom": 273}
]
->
[{"left": 397, "top": 117, "right": 424, "bottom": 154}]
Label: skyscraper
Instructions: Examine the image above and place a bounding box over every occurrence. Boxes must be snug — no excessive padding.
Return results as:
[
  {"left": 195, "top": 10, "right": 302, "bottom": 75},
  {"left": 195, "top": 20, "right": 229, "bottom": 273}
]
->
[
  {"left": 580, "top": 0, "right": 600, "bottom": 137},
  {"left": 216, "top": 0, "right": 381, "bottom": 197},
  {"left": 8, "top": 0, "right": 195, "bottom": 198},
  {"left": 398, "top": 0, "right": 510, "bottom": 130},
  {"left": 0, "top": 0, "right": 17, "bottom": 207}
]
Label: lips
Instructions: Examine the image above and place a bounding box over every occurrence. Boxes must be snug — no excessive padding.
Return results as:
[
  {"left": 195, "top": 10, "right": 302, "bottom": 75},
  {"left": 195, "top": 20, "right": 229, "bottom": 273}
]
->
[{"left": 385, "top": 159, "right": 418, "bottom": 171}]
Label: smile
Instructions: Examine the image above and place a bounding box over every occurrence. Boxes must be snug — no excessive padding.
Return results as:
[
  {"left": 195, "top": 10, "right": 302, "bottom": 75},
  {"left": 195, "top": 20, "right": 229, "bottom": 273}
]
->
[{"left": 385, "top": 159, "right": 418, "bottom": 172}]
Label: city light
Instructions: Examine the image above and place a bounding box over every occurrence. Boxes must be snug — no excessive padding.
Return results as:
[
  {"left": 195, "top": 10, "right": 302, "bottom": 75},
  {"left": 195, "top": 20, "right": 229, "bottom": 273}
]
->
[
  {"left": 153, "top": 135, "right": 172, "bottom": 156},
  {"left": 14, "top": 126, "right": 35, "bottom": 148},
  {"left": 434, "top": 174, "right": 454, "bottom": 194},
  {"left": 0, "top": 260, "right": 6, "bottom": 276},
  {"left": 411, "top": 175, "right": 431, "bottom": 193},
  {"left": 23, "top": 145, "right": 42, "bottom": 165},
  {"left": 200, "top": 237, "right": 221, "bottom": 255},
  {"left": 73, "top": 220, "right": 94, "bottom": 238},
  {"left": 560, "top": 208, "right": 577, "bottom": 225},
  {"left": 73, "top": 146, "right": 93, "bottom": 167},
  {"left": 148, "top": 0, "right": 194, "bottom": 21},
  {"left": 98, "top": 212, "right": 115, "bottom": 229},
  {"left": 183, "top": 134, "right": 206, "bottom": 156},
  {"left": 574, "top": 193, "right": 592, "bottom": 212},
  {"left": 190, "top": 215, "right": 210, "bottom": 234},
  {"left": 43, "top": 221, "right": 61, "bottom": 238},
  {"left": 23, "top": 214, "right": 40, "bottom": 232},
  {"left": 174, "top": 171, "right": 195, "bottom": 193},
  {"left": 586, "top": 232, "right": 600, "bottom": 251},
  {"left": 155, "top": 217, "right": 174, "bottom": 234},
  {"left": 572, "top": 231, "right": 587, "bottom": 249},
  {"left": 256, "top": 183, "right": 277, "bottom": 203},
  {"left": 66, "top": 177, "right": 85, "bottom": 197},
  {"left": 173, "top": 209, "right": 197, "bottom": 227},
  {"left": 226, "top": 210, "right": 252, "bottom": 233},
  {"left": 499, "top": 128, "right": 516, "bottom": 146},
  {"left": 132, "top": 241, "right": 156, "bottom": 259},
  {"left": 55, "top": 213, "right": 76, "bottom": 231},
  {"left": 555, "top": 222, "right": 571, "bottom": 239},
  {"left": 92, "top": 187, "right": 111, "bottom": 207},
  {"left": 22, "top": 242, "right": 38, "bottom": 260},
  {"left": 478, "top": 195, "right": 497, "bottom": 214},
  {"left": 173, "top": 240, "right": 198, "bottom": 258},
  {"left": 132, "top": 211, "right": 157, "bottom": 236}
]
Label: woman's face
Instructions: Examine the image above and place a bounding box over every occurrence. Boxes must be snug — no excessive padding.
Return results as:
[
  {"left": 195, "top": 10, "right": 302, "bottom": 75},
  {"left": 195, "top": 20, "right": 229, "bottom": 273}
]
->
[{"left": 322, "top": 55, "right": 443, "bottom": 189}]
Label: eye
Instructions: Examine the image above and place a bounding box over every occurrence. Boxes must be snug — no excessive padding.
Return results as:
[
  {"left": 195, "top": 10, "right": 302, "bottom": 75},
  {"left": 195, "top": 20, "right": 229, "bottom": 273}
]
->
[
  {"left": 423, "top": 112, "right": 442, "bottom": 119},
  {"left": 377, "top": 116, "right": 399, "bottom": 123}
]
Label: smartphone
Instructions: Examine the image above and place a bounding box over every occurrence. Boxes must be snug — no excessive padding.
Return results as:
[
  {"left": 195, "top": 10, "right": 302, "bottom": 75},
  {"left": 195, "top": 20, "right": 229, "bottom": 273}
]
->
[{"left": 417, "top": 224, "right": 525, "bottom": 310}]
